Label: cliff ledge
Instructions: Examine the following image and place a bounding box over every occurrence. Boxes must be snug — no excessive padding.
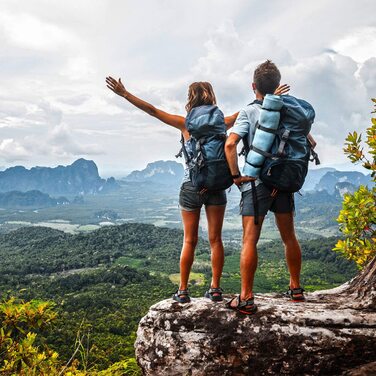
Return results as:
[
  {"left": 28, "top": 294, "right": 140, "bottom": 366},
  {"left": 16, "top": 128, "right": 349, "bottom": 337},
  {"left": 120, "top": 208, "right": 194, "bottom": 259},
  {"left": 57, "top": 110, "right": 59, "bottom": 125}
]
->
[{"left": 135, "top": 258, "right": 376, "bottom": 375}]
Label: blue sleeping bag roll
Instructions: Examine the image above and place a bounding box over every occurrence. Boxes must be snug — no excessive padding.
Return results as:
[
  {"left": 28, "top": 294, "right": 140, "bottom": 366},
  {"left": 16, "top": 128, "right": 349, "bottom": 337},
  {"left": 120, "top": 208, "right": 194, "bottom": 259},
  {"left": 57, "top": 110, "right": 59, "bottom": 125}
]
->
[{"left": 243, "top": 94, "right": 283, "bottom": 177}]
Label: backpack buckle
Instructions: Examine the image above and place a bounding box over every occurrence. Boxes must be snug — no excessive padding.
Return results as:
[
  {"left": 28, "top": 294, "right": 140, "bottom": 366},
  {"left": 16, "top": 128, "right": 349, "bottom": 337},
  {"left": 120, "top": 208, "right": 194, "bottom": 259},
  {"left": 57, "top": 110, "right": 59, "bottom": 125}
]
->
[
  {"left": 238, "top": 146, "right": 246, "bottom": 157},
  {"left": 281, "top": 129, "right": 290, "bottom": 141},
  {"left": 277, "top": 130, "right": 290, "bottom": 157},
  {"left": 310, "top": 148, "right": 321, "bottom": 165}
]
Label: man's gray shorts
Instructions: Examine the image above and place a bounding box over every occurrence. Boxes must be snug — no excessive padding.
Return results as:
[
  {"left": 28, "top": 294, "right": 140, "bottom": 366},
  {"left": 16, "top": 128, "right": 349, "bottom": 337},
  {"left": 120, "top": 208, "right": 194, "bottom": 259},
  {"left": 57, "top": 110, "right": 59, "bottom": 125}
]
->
[{"left": 240, "top": 183, "right": 294, "bottom": 216}]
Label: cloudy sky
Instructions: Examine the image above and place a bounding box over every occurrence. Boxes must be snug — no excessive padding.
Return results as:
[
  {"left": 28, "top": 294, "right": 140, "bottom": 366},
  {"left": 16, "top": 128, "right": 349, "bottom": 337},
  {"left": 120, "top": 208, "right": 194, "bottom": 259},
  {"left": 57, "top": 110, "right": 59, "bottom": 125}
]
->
[{"left": 0, "top": 0, "right": 375, "bottom": 177}]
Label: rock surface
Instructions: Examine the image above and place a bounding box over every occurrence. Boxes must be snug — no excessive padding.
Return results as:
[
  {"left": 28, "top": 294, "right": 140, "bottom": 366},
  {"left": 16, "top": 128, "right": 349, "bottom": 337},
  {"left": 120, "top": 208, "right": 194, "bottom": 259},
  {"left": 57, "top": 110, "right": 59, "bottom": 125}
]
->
[{"left": 135, "top": 259, "right": 376, "bottom": 376}]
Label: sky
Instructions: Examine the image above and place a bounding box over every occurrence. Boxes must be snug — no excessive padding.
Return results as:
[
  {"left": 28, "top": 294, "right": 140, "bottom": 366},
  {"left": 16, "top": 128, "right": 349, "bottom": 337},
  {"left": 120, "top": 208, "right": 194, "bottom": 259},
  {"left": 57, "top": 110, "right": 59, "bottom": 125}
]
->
[{"left": 0, "top": 0, "right": 375, "bottom": 177}]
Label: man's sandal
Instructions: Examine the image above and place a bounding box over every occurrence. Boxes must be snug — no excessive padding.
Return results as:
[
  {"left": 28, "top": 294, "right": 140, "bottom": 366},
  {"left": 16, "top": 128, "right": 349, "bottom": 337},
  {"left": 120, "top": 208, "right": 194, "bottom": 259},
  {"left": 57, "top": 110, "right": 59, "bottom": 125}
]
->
[
  {"left": 204, "top": 287, "right": 224, "bottom": 302},
  {"left": 225, "top": 295, "right": 257, "bottom": 315},
  {"left": 285, "top": 287, "right": 305, "bottom": 302},
  {"left": 172, "top": 289, "right": 191, "bottom": 303}
]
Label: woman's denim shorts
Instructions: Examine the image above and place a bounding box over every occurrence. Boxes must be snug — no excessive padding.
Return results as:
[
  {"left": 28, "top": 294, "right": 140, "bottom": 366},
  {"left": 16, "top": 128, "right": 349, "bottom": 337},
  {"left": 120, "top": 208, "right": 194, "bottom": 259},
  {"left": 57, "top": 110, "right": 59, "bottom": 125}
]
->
[{"left": 179, "top": 181, "right": 227, "bottom": 211}]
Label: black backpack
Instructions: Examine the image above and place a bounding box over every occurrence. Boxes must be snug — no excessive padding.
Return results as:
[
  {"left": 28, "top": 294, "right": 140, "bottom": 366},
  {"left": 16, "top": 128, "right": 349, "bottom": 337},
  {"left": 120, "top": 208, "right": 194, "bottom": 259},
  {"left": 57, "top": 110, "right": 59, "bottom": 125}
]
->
[{"left": 176, "top": 105, "right": 233, "bottom": 191}]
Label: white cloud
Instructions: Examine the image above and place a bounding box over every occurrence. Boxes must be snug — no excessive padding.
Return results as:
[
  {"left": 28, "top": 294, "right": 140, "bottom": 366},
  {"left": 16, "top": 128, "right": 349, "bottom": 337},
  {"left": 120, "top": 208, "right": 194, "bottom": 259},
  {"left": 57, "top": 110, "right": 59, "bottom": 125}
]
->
[
  {"left": 0, "top": 11, "right": 79, "bottom": 52},
  {"left": 333, "top": 27, "right": 376, "bottom": 63},
  {"left": 0, "top": 139, "right": 30, "bottom": 161},
  {"left": 60, "top": 57, "right": 96, "bottom": 81},
  {"left": 47, "top": 123, "right": 105, "bottom": 156},
  {"left": 0, "top": 0, "right": 375, "bottom": 173},
  {"left": 359, "top": 57, "right": 376, "bottom": 99}
]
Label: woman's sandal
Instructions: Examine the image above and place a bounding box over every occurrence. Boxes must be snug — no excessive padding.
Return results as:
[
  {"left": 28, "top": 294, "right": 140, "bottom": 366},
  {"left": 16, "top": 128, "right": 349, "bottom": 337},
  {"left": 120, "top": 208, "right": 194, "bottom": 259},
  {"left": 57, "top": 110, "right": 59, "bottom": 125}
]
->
[
  {"left": 285, "top": 287, "right": 306, "bottom": 302},
  {"left": 172, "top": 289, "right": 191, "bottom": 303},
  {"left": 225, "top": 295, "right": 257, "bottom": 315},
  {"left": 204, "top": 287, "right": 224, "bottom": 302}
]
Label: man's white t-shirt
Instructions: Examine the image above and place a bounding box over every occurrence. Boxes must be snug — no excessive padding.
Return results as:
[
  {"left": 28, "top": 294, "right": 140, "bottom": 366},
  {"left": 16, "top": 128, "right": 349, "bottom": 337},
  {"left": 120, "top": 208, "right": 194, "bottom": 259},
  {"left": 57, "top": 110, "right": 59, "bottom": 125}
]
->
[{"left": 230, "top": 102, "right": 262, "bottom": 192}]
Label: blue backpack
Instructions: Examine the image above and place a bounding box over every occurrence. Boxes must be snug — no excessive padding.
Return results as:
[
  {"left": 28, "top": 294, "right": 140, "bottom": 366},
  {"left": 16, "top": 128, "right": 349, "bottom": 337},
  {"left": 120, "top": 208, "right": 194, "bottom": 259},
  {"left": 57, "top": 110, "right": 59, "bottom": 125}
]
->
[
  {"left": 260, "top": 95, "right": 319, "bottom": 192},
  {"left": 242, "top": 95, "right": 320, "bottom": 193},
  {"left": 241, "top": 95, "right": 320, "bottom": 225},
  {"left": 177, "top": 105, "right": 233, "bottom": 191}
]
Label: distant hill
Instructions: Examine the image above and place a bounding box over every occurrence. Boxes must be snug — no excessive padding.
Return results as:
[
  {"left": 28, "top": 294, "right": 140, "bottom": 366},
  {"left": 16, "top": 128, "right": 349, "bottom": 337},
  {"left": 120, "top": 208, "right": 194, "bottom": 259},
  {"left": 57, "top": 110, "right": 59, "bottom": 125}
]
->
[
  {"left": 334, "top": 181, "right": 358, "bottom": 197},
  {"left": 0, "top": 158, "right": 119, "bottom": 195},
  {"left": 0, "top": 190, "right": 69, "bottom": 209},
  {"left": 315, "top": 170, "right": 372, "bottom": 194},
  {"left": 303, "top": 168, "right": 336, "bottom": 191},
  {"left": 123, "top": 160, "right": 184, "bottom": 185}
]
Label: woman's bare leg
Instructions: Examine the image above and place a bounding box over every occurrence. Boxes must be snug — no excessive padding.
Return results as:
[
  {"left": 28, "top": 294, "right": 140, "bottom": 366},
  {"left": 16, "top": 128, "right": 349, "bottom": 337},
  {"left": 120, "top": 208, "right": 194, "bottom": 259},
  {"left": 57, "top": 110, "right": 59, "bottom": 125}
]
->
[
  {"left": 179, "top": 209, "right": 201, "bottom": 290},
  {"left": 205, "top": 205, "right": 226, "bottom": 289}
]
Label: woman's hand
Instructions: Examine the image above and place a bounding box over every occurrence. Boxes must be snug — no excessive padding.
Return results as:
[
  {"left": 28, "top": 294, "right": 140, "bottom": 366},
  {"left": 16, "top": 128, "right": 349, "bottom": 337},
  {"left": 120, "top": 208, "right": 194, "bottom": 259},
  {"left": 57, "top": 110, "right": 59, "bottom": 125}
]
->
[
  {"left": 274, "top": 84, "right": 290, "bottom": 96},
  {"left": 106, "top": 76, "right": 128, "bottom": 97}
]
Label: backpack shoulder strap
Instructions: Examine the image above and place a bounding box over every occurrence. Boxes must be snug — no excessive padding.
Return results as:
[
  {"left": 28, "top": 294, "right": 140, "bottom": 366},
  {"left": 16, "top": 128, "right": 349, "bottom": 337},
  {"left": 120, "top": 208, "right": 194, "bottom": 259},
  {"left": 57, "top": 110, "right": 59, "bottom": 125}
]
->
[
  {"left": 308, "top": 137, "right": 321, "bottom": 165},
  {"left": 175, "top": 133, "right": 191, "bottom": 163},
  {"left": 248, "top": 99, "right": 263, "bottom": 106},
  {"left": 238, "top": 100, "right": 263, "bottom": 157},
  {"left": 180, "top": 134, "right": 191, "bottom": 163}
]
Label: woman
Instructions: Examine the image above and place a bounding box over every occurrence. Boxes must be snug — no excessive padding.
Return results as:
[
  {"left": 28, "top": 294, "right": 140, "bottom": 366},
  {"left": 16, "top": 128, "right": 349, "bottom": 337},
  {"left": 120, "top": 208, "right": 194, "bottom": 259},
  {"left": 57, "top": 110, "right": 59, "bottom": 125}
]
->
[{"left": 105, "top": 76, "right": 289, "bottom": 303}]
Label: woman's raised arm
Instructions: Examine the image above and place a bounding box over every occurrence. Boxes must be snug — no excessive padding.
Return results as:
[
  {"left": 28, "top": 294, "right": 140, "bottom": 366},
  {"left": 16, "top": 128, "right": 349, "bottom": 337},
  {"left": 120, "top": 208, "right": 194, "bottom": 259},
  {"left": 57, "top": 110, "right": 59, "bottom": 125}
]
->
[{"left": 106, "top": 76, "right": 186, "bottom": 132}]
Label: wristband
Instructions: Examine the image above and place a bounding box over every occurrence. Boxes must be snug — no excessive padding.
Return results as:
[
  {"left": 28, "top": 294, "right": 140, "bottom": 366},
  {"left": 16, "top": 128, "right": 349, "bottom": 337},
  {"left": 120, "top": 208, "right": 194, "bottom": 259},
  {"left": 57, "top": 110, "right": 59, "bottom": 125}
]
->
[{"left": 231, "top": 174, "right": 241, "bottom": 179}]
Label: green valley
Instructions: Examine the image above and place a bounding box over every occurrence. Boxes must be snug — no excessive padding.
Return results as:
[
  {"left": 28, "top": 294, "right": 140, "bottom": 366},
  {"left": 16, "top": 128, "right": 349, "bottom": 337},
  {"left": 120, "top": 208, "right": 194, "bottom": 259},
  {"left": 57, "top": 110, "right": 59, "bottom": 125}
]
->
[{"left": 0, "top": 223, "right": 357, "bottom": 371}]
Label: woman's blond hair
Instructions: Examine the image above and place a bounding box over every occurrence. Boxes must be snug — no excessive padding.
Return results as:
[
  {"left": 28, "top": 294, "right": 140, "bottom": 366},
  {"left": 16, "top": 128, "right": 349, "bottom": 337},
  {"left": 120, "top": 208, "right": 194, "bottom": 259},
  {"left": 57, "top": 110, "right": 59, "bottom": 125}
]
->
[{"left": 185, "top": 82, "right": 217, "bottom": 113}]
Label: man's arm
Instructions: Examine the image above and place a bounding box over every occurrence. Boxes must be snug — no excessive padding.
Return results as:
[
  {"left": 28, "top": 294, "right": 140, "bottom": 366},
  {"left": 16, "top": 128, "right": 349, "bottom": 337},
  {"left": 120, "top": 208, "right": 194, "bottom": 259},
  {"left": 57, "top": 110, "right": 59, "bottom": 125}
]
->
[
  {"left": 225, "top": 133, "right": 241, "bottom": 176},
  {"left": 225, "top": 133, "right": 255, "bottom": 186}
]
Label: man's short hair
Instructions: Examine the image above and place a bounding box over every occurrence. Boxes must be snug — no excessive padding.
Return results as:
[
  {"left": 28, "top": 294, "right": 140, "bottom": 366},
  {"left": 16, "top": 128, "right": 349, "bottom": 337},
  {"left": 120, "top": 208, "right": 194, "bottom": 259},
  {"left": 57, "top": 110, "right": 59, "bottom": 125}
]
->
[{"left": 253, "top": 60, "right": 281, "bottom": 95}]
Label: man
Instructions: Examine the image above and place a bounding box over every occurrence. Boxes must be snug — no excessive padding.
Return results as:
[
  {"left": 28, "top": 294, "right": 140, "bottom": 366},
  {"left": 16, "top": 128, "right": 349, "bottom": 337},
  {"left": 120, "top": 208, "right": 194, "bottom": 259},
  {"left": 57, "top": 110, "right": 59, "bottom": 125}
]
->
[{"left": 225, "top": 60, "right": 306, "bottom": 314}]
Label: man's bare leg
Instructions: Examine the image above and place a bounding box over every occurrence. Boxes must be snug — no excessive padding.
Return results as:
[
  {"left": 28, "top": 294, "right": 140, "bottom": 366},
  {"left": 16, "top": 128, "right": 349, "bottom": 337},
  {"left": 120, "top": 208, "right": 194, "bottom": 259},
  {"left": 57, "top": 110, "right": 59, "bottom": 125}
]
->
[
  {"left": 274, "top": 212, "right": 302, "bottom": 291},
  {"left": 229, "top": 215, "right": 264, "bottom": 307}
]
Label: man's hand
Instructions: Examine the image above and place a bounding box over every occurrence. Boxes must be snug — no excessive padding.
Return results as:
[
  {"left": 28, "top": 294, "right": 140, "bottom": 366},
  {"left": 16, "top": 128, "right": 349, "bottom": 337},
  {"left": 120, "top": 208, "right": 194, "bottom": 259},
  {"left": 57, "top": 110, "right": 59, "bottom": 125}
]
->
[
  {"left": 106, "top": 76, "right": 128, "bottom": 97},
  {"left": 233, "top": 176, "right": 256, "bottom": 187},
  {"left": 274, "top": 84, "right": 290, "bottom": 96}
]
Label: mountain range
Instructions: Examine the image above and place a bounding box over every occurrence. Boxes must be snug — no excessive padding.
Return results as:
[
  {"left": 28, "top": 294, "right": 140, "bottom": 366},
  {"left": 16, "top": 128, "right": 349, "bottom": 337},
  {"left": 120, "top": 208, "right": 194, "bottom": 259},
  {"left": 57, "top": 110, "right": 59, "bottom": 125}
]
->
[
  {"left": 122, "top": 160, "right": 372, "bottom": 195},
  {"left": 0, "top": 159, "right": 371, "bottom": 212},
  {"left": 0, "top": 158, "right": 119, "bottom": 195}
]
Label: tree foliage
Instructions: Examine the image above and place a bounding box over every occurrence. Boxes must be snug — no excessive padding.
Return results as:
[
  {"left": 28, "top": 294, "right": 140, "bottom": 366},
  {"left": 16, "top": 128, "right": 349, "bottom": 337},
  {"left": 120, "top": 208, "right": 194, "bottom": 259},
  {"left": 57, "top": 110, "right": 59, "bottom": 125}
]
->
[
  {"left": 0, "top": 298, "right": 140, "bottom": 375},
  {"left": 334, "top": 99, "right": 376, "bottom": 267},
  {"left": 0, "top": 298, "right": 60, "bottom": 375}
]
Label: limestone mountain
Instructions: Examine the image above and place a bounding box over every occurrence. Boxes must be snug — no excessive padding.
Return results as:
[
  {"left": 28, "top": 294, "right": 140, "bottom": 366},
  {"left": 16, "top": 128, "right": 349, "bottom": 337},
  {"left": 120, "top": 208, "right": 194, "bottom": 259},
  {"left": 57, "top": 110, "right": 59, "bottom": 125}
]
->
[
  {"left": 315, "top": 170, "right": 372, "bottom": 194},
  {"left": 0, "top": 158, "right": 119, "bottom": 195},
  {"left": 303, "top": 167, "right": 336, "bottom": 191},
  {"left": 124, "top": 160, "right": 184, "bottom": 185}
]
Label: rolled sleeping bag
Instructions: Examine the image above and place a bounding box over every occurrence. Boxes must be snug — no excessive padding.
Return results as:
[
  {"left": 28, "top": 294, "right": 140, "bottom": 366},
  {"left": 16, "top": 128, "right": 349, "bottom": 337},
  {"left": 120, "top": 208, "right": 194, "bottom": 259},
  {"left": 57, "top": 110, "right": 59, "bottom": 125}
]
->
[{"left": 243, "top": 94, "right": 284, "bottom": 177}]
